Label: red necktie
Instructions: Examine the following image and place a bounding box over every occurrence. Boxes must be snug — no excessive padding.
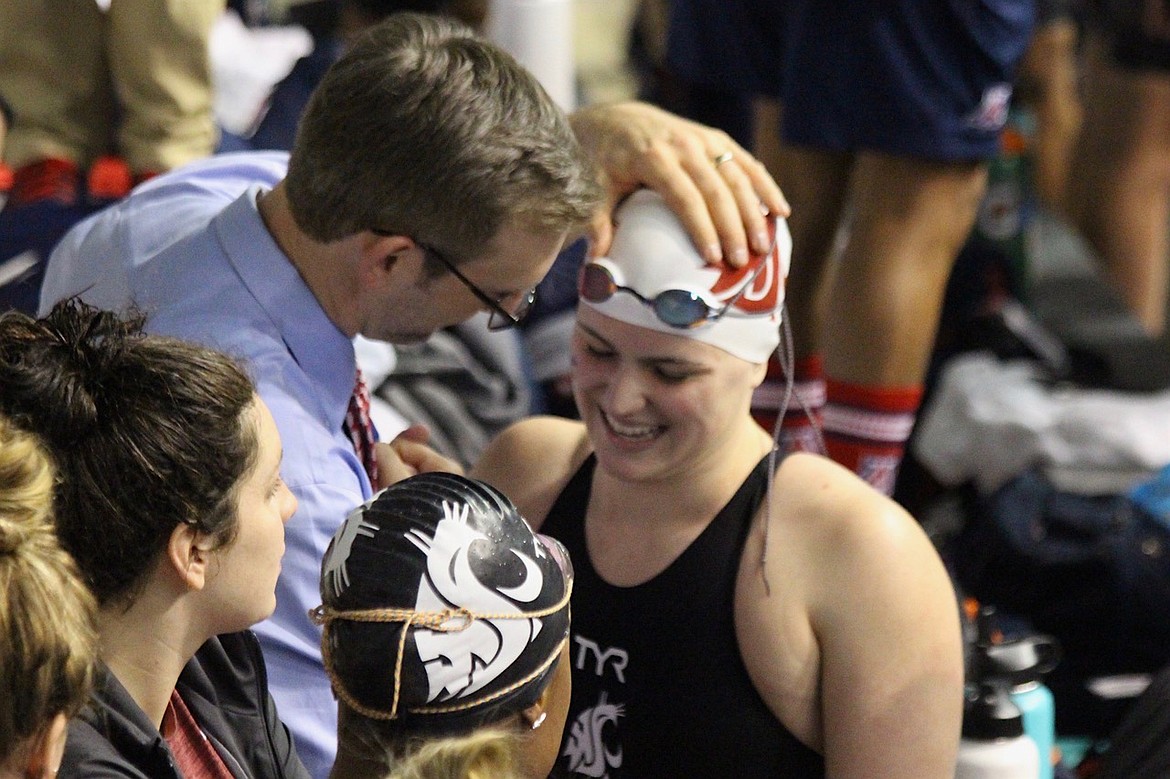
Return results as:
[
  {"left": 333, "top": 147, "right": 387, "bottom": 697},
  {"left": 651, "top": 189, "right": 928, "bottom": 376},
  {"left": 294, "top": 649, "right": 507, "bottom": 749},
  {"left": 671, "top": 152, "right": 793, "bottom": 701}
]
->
[{"left": 345, "top": 368, "right": 379, "bottom": 486}]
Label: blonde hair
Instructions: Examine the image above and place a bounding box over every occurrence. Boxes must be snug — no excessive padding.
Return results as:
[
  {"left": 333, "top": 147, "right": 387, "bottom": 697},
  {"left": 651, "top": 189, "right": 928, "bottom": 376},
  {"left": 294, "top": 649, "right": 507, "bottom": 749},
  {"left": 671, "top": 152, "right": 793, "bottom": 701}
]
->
[
  {"left": 333, "top": 708, "right": 524, "bottom": 779},
  {"left": 386, "top": 730, "right": 522, "bottom": 779},
  {"left": 0, "top": 416, "right": 53, "bottom": 527},
  {"left": 0, "top": 416, "right": 97, "bottom": 766}
]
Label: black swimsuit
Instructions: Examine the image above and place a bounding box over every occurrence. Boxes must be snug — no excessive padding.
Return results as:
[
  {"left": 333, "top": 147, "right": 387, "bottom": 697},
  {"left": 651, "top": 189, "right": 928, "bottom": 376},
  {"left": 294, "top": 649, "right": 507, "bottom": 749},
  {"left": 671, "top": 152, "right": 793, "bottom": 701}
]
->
[{"left": 543, "top": 454, "right": 825, "bottom": 778}]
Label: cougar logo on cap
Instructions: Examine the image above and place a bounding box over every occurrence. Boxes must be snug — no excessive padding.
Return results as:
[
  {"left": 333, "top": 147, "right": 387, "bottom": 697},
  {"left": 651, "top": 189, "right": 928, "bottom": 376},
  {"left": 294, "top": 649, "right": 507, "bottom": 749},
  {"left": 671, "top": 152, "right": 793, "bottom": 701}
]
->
[
  {"left": 314, "top": 472, "right": 572, "bottom": 726},
  {"left": 406, "top": 499, "right": 549, "bottom": 703}
]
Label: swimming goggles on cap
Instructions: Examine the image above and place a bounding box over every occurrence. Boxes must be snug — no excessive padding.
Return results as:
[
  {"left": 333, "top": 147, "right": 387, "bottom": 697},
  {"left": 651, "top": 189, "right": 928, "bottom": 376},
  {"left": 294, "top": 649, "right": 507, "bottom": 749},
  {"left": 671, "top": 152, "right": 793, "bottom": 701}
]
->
[{"left": 578, "top": 255, "right": 769, "bottom": 330}]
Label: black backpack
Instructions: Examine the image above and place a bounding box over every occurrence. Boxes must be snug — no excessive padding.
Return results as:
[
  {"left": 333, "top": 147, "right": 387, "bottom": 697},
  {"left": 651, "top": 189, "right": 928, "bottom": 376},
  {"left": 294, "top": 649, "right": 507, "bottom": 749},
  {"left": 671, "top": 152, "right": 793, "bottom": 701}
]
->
[
  {"left": 1081, "top": 664, "right": 1170, "bottom": 779},
  {"left": 950, "top": 469, "right": 1170, "bottom": 736}
]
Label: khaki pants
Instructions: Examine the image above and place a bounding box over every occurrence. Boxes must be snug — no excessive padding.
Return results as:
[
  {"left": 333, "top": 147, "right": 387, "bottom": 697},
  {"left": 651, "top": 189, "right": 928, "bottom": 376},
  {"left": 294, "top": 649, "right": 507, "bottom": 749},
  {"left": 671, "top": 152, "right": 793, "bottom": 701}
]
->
[{"left": 0, "top": 0, "right": 223, "bottom": 173}]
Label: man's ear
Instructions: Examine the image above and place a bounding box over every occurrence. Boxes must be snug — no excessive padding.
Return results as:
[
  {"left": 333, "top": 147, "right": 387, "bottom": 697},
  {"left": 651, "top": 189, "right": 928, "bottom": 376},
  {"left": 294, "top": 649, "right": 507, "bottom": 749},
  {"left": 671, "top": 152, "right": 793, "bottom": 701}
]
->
[
  {"left": 166, "top": 522, "right": 214, "bottom": 591},
  {"left": 361, "top": 232, "right": 415, "bottom": 289}
]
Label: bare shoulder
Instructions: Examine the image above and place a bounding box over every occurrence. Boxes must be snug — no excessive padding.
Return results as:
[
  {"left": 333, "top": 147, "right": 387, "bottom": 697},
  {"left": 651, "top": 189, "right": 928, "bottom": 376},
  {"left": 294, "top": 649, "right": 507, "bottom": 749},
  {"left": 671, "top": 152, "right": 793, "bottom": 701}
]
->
[
  {"left": 730, "top": 453, "right": 890, "bottom": 748},
  {"left": 769, "top": 452, "right": 926, "bottom": 563},
  {"left": 737, "top": 453, "right": 964, "bottom": 772},
  {"left": 737, "top": 450, "right": 950, "bottom": 667},
  {"left": 472, "top": 416, "right": 591, "bottom": 531},
  {"left": 475, "top": 416, "right": 587, "bottom": 481}
]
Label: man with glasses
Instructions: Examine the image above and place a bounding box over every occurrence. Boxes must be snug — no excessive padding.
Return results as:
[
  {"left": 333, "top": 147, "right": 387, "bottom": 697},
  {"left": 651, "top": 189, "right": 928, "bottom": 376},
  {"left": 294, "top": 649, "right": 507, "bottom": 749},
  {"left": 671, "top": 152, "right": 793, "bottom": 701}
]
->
[
  {"left": 373, "top": 235, "right": 537, "bottom": 331},
  {"left": 38, "top": 13, "right": 784, "bottom": 778}
]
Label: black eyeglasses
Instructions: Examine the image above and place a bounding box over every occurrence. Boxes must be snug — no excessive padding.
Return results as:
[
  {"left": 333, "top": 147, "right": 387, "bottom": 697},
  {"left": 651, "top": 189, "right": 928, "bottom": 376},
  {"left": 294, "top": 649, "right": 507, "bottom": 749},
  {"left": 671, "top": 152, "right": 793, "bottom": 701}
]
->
[{"left": 372, "top": 231, "right": 536, "bottom": 331}]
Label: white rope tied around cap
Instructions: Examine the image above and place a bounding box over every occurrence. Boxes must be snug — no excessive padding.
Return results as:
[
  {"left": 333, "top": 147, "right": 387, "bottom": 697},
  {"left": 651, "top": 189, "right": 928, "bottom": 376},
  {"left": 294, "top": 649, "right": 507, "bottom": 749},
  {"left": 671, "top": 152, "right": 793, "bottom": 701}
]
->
[{"left": 309, "top": 580, "right": 572, "bottom": 722}]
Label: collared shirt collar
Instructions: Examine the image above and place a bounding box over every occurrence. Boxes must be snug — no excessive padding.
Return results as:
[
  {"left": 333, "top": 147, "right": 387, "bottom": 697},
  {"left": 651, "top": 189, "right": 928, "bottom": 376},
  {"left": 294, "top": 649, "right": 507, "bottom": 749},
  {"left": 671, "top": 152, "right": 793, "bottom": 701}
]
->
[{"left": 212, "top": 186, "right": 356, "bottom": 434}]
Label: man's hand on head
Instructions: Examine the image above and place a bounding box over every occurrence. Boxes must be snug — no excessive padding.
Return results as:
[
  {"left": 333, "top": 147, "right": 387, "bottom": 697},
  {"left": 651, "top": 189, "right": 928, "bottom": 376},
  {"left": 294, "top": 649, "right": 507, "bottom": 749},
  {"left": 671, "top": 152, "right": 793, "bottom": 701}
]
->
[{"left": 569, "top": 101, "right": 788, "bottom": 267}]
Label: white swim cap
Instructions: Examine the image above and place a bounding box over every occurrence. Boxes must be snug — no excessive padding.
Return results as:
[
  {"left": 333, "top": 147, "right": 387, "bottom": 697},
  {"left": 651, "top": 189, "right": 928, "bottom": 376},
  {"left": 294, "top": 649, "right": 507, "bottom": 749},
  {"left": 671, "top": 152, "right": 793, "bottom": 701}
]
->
[{"left": 579, "top": 189, "right": 790, "bottom": 363}]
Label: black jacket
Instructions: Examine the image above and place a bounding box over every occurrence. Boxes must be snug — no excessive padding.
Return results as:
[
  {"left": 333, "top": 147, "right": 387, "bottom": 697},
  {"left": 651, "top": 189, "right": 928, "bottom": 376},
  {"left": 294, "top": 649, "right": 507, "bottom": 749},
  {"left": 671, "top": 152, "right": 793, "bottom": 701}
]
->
[{"left": 61, "top": 632, "right": 311, "bottom": 779}]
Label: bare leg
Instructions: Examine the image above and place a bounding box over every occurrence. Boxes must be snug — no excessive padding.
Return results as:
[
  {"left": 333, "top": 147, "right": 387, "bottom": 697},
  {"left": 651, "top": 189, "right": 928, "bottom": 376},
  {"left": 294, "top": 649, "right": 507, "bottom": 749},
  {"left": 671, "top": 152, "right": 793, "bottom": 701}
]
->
[
  {"left": 745, "top": 139, "right": 848, "bottom": 446},
  {"left": 1017, "top": 17, "right": 1083, "bottom": 218},
  {"left": 825, "top": 152, "right": 987, "bottom": 387},
  {"left": 763, "top": 144, "right": 853, "bottom": 360},
  {"left": 1067, "top": 37, "right": 1170, "bottom": 336}
]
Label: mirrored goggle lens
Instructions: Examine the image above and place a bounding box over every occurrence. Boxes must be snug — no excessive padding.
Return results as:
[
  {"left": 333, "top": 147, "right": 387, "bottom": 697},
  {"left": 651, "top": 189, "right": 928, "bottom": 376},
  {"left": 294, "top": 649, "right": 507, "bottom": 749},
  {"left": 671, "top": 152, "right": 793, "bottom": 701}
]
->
[
  {"left": 651, "top": 290, "right": 711, "bottom": 328},
  {"left": 578, "top": 263, "right": 617, "bottom": 303}
]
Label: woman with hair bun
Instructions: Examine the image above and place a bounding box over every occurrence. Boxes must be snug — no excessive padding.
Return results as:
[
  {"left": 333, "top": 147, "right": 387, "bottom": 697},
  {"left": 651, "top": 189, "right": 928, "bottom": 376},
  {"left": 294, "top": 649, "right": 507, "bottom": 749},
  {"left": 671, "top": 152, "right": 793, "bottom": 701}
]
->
[
  {"left": 0, "top": 300, "right": 307, "bottom": 779},
  {"left": 313, "top": 471, "right": 574, "bottom": 779},
  {"left": 0, "top": 416, "right": 96, "bottom": 779}
]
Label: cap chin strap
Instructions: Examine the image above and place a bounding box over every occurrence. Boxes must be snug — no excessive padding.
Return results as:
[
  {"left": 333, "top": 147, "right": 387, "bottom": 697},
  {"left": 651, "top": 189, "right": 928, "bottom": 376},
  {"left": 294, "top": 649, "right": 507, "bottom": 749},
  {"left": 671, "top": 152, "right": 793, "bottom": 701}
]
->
[{"left": 759, "top": 302, "right": 826, "bottom": 596}]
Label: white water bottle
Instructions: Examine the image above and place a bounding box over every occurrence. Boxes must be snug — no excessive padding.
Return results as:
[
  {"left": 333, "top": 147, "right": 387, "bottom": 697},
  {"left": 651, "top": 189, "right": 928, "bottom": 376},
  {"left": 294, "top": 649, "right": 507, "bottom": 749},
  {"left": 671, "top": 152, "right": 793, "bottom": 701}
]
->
[
  {"left": 956, "top": 682, "right": 1040, "bottom": 778},
  {"left": 984, "top": 636, "right": 1059, "bottom": 779}
]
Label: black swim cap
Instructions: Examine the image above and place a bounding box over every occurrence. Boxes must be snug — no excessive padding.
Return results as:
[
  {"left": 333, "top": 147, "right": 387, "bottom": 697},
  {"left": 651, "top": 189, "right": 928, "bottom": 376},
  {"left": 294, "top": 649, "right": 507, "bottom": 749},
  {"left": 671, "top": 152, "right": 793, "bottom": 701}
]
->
[{"left": 312, "top": 472, "right": 572, "bottom": 733}]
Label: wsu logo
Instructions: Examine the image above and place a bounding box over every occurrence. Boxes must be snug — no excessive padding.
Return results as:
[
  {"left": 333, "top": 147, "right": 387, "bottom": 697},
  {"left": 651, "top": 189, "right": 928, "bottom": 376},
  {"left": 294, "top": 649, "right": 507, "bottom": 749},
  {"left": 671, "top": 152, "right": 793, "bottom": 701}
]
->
[
  {"left": 406, "top": 499, "right": 548, "bottom": 703},
  {"left": 964, "top": 83, "right": 1012, "bottom": 132},
  {"left": 708, "top": 216, "right": 787, "bottom": 315},
  {"left": 563, "top": 692, "right": 624, "bottom": 777}
]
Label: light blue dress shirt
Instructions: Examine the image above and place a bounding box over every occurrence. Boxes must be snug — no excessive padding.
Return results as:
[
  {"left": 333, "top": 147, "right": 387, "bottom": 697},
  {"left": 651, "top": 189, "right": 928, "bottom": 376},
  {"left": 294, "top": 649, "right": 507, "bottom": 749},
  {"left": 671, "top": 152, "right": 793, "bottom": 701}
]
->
[
  {"left": 43, "top": 152, "right": 371, "bottom": 779},
  {"left": 40, "top": 151, "right": 291, "bottom": 314}
]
